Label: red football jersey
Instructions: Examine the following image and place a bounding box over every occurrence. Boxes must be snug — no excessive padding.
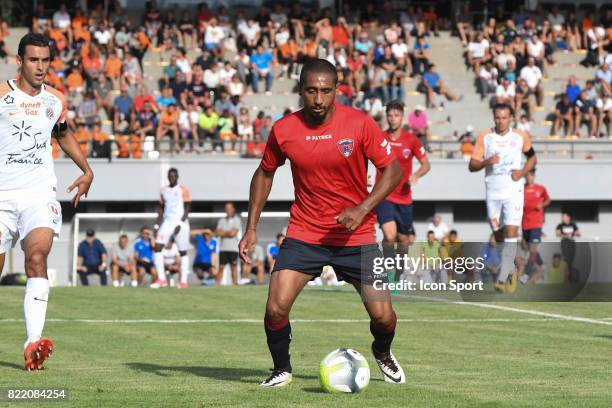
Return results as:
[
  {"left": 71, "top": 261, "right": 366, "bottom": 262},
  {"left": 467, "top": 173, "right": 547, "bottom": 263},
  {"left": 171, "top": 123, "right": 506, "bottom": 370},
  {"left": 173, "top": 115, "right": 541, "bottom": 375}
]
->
[
  {"left": 376, "top": 130, "right": 426, "bottom": 204},
  {"left": 260, "top": 105, "right": 396, "bottom": 246},
  {"left": 522, "top": 183, "right": 550, "bottom": 230}
]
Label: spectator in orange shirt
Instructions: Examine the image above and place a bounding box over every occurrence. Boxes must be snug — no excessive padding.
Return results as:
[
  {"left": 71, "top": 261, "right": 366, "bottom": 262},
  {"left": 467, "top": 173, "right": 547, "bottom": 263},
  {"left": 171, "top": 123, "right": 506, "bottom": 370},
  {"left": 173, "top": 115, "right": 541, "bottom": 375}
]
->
[
  {"left": 45, "top": 67, "right": 67, "bottom": 94},
  {"left": 104, "top": 49, "right": 122, "bottom": 89},
  {"left": 74, "top": 22, "right": 92, "bottom": 45},
  {"left": 82, "top": 44, "right": 102, "bottom": 82},
  {"left": 48, "top": 24, "right": 68, "bottom": 55},
  {"left": 71, "top": 8, "right": 88, "bottom": 32},
  {"left": 74, "top": 123, "right": 92, "bottom": 157},
  {"left": 50, "top": 56, "right": 66, "bottom": 78},
  {"left": 66, "top": 66, "right": 85, "bottom": 95},
  {"left": 156, "top": 103, "right": 180, "bottom": 151}
]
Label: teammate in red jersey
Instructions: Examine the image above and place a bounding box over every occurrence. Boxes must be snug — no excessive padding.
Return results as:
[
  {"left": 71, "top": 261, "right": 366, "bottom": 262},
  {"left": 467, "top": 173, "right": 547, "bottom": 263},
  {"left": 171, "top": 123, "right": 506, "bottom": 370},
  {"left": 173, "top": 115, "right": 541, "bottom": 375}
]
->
[
  {"left": 239, "top": 59, "right": 405, "bottom": 387},
  {"left": 522, "top": 169, "right": 550, "bottom": 244},
  {"left": 375, "top": 100, "right": 430, "bottom": 273}
]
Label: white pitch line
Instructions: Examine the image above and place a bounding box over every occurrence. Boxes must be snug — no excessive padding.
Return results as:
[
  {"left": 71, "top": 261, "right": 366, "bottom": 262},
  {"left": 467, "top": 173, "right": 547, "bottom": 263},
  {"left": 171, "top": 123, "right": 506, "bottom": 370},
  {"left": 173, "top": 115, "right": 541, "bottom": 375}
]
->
[
  {"left": 0, "top": 317, "right": 562, "bottom": 324},
  {"left": 453, "top": 302, "right": 612, "bottom": 326}
]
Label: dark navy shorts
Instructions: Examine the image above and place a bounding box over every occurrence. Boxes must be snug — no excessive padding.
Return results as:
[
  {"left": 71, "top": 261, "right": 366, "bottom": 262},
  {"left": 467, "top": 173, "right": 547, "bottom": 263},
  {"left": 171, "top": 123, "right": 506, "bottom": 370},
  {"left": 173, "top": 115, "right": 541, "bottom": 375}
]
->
[
  {"left": 272, "top": 237, "right": 387, "bottom": 285},
  {"left": 375, "top": 200, "right": 415, "bottom": 235},
  {"left": 522, "top": 228, "right": 542, "bottom": 243}
]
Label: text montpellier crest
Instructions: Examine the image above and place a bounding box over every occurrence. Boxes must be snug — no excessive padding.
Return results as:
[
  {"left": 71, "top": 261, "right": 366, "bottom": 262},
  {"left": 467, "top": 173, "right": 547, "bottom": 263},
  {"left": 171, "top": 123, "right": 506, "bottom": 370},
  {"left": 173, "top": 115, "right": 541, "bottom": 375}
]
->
[{"left": 337, "top": 138, "right": 354, "bottom": 157}]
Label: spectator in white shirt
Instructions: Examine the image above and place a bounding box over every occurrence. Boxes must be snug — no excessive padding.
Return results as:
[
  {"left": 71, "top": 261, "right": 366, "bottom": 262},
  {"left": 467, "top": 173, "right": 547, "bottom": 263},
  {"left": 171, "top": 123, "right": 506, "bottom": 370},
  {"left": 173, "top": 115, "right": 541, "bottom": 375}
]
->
[
  {"left": 467, "top": 32, "right": 490, "bottom": 74},
  {"left": 527, "top": 33, "right": 547, "bottom": 76},
  {"left": 520, "top": 57, "right": 544, "bottom": 106},
  {"left": 204, "top": 18, "right": 225, "bottom": 58},
  {"left": 427, "top": 214, "right": 450, "bottom": 242},
  {"left": 479, "top": 61, "right": 498, "bottom": 99},
  {"left": 494, "top": 78, "right": 516, "bottom": 111},
  {"left": 203, "top": 64, "right": 221, "bottom": 93}
]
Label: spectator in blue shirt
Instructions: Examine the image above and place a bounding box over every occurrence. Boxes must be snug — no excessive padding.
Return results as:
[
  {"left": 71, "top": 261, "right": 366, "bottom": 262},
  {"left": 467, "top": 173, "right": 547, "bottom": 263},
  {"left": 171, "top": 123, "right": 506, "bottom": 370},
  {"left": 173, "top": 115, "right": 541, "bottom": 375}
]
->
[
  {"left": 134, "top": 226, "right": 160, "bottom": 287},
  {"left": 250, "top": 45, "right": 274, "bottom": 94},
  {"left": 191, "top": 229, "right": 218, "bottom": 285},
  {"left": 411, "top": 35, "right": 430, "bottom": 76},
  {"left": 565, "top": 76, "right": 581, "bottom": 106},
  {"left": 266, "top": 233, "right": 285, "bottom": 273},
  {"left": 113, "top": 87, "right": 133, "bottom": 133},
  {"left": 77, "top": 229, "right": 108, "bottom": 286},
  {"left": 155, "top": 86, "right": 177, "bottom": 107},
  {"left": 418, "top": 64, "right": 460, "bottom": 108},
  {"left": 479, "top": 234, "right": 501, "bottom": 282}
]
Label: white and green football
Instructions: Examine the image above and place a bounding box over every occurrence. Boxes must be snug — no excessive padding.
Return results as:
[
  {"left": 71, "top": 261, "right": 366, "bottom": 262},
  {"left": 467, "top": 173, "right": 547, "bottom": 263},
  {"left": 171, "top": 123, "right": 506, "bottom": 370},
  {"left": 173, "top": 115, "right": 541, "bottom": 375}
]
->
[{"left": 319, "top": 348, "right": 370, "bottom": 393}]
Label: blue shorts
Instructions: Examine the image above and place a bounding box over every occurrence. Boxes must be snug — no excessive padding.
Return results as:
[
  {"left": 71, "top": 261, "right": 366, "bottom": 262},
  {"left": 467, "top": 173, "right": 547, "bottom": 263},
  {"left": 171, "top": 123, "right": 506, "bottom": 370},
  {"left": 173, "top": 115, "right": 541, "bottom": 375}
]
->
[
  {"left": 375, "top": 200, "right": 415, "bottom": 235},
  {"left": 272, "top": 237, "right": 387, "bottom": 285},
  {"left": 522, "top": 228, "right": 542, "bottom": 243}
]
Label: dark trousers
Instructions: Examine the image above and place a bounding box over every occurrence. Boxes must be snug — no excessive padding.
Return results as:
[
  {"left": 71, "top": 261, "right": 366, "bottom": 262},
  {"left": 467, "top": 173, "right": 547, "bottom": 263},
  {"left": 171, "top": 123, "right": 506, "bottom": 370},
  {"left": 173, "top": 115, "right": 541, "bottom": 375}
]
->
[{"left": 79, "top": 265, "right": 108, "bottom": 286}]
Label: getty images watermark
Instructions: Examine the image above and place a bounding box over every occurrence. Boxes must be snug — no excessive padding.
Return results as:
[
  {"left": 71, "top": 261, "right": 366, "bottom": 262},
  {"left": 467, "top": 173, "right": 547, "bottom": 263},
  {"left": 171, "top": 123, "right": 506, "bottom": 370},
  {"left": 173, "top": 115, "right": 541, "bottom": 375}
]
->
[{"left": 371, "top": 253, "right": 486, "bottom": 292}]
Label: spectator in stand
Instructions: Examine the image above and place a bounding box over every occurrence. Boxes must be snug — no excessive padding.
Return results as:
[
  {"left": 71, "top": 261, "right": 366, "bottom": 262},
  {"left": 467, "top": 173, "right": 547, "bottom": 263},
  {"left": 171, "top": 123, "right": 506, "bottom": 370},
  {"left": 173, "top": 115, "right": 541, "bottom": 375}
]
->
[
  {"left": 551, "top": 94, "right": 574, "bottom": 136},
  {"left": 156, "top": 103, "right": 180, "bottom": 152},
  {"left": 91, "top": 122, "right": 111, "bottom": 159},
  {"left": 545, "top": 253, "right": 570, "bottom": 284},
  {"left": 596, "top": 63, "right": 611, "bottom": 95},
  {"left": 250, "top": 45, "right": 274, "bottom": 94},
  {"left": 74, "top": 123, "right": 92, "bottom": 157},
  {"left": 574, "top": 89, "right": 598, "bottom": 138},
  {"left": 66, "top": 66, "right": 85, "bottom": 95},
  {"left": 466, "top": 32, "right": 490, "bottom": 75},
  {"left": 419, "top": 64, "right": 460, "bottom": 108},
  {"left": 519, "top": 57, "right": 544, "bottom": 107},
  {"left": 219, "top": 61, "right": 236, "bottom": 91},
  {"left": 113, "top": 87, "right": 133, "bottom": 134},
  {"left": 238, "top": 18, "right": 261, "bottom": 53},
  {"left": 204, "top": 18, "right": 225, "bottom": 58},
  {"left": 132, "top": 101, "right": 158, "bottom": 140},
  {"left": 407, "top": 104, "right": 430, "bottom": 152},
  {"left": 179, "top": 100, "right": 200, "bottom": 152},
  {"left": 204, "top": 63, "right": 221, "bottom": 95},
  {"left": 92, "top": 73, "right": 114, "bottom": 117},
  {"left": 134, "top": 84, "right": 159, "bottom": 113},
  {"left": 78, "top": 92, "right": 99, "bottom": 126},
  {"left": 77, "top": 229, "right": 108, "bottom": 286},
  {"left": 595, "top": 92, "right": 611, "bottom": 137},
  {"left": 242, "top": 239, "right": 265, "bottom": 284},
  {"left": 411, "top": 35, "right": 430, "bottom": 76},
  {"left": 479, "top": 61, "right": 498, "bottom": 100},
  {"left": 218, "top": 109, "right": 237, "bottom": 150},
  {"left": 198, "top": 103, "right": 221, "bottom": 152},
  {"left": 458, "top": 125, "right": 475, "bottom": 159},
  {"left": 555, "top": 212, "right": 581, "bottom": 282},
  {"left": 565, "top": 76, "right": 582, "bottom": 107},
  {"left": 266, "top": 233, "right": 285, "bottom": 274},
  {"left": 427, "top": 214, "right": 450, "bottom": 241},
  {"left": 237, "top": 107, "right": 253, "bottom": 141},
  {"left": 478, "top": 234, "right": 501, "bottom": 283},
  {"left": 52, "top": 2, "right": 72, "bottom": 45},
  {"left": 516, "top": 78, "right": 534, "bottom": 121},
  {"left": 493, "top": 78, "right": 516, "bottom": 113},
  {"left": 111, "top": 234, "right": 137, "bottom": 288}
]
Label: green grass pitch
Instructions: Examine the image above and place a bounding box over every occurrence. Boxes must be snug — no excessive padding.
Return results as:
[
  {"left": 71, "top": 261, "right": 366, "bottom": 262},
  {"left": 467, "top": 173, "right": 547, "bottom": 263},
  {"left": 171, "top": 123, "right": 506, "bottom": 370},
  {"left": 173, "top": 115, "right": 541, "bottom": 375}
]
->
[{"left": 1, "top": 286, "right": 611, "bottom": 407}]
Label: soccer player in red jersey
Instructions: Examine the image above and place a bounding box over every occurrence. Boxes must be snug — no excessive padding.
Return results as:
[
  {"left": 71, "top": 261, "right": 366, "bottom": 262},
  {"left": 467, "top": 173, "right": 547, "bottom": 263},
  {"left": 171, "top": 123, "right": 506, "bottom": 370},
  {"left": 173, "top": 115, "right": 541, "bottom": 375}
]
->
[
  {"left": 375, "top": 100, "right": 430, "bottom": 275},
  {"left": 522, "top": 169, "right": 550, "bottom": 244},
  {"left": 239, "top": 59, "right": 405, "bottom": 387}
]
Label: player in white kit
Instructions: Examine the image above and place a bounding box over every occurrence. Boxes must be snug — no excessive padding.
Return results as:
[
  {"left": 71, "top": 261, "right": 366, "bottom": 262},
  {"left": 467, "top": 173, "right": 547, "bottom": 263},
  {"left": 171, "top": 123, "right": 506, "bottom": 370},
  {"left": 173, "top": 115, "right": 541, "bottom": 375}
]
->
[
  {"left": 0, "top": 33, "right": 93, "bottom": 370},
  {"left": 153, "top": 168, "right": 191, "bottom": 288},
  {"left": 469, "top": 103, "right": 537, "bottom": 293}
]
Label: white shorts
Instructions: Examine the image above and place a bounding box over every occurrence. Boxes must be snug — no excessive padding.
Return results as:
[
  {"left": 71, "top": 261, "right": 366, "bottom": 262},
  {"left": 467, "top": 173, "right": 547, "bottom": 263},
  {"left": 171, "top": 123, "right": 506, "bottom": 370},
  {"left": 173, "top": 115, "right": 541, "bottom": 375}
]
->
[
  {"left": 486, "top": 193, "right": 523, "bottom": 231},
  {"left": 156, "top": 219, "right": 190, "bottom": 252},
  {"left": 0, "top": 188, "right": 62, "bottom": 254}
]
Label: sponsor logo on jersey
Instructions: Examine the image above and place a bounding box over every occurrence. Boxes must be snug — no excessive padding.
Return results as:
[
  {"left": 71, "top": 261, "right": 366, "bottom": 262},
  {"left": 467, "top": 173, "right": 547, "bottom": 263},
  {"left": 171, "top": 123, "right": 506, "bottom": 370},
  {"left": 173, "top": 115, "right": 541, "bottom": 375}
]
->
[
  {"left": 4, "top": 95, "right": 14, "bottom": 105},
  {"left": 337, "top": 138, "right": 354, "bottom": 157},
  {"left": 305, "top": 134, "right": 332, "bottom": 141},
  {"left": 380, "top": 139, "right": 391, "bottom": 155}
]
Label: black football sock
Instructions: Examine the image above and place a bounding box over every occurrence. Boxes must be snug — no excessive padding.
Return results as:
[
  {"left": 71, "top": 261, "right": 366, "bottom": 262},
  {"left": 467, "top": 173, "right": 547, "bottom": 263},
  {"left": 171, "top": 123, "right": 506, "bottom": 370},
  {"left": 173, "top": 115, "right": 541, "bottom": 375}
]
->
[
  {"left": 370, "top": 311, "right": 397, "bottom": 354},
  {"left": 264, "top": 316, "right": 292, "bottom": 372}
]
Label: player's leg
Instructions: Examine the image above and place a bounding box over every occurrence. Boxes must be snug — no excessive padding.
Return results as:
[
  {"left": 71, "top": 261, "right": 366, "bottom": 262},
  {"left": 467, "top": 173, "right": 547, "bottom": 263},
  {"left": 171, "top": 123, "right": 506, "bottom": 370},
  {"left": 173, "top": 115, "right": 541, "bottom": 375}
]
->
[
  {"left": 21, "top": 227, "right": 55, "bottom": 370},
  {"left": 262, "top": 268, "right": 312, "bottom": 386},
  {"left": 177, "top": 223, "right": 190, "bottom": 288},
  {"left": 497, "top": 195, "right": 522, "bottom": 292},
  {"left": 0, "top": 252, "right": 4, "bottom": 273},
  {"left": 153, "top": 223, "right": 171, "bottom": 286},
  {"left": 376, "top": 201, "right": 399, "bottom": 280},
  {"left": 261, "top": 238, "right": 328, "bottom": 387}
]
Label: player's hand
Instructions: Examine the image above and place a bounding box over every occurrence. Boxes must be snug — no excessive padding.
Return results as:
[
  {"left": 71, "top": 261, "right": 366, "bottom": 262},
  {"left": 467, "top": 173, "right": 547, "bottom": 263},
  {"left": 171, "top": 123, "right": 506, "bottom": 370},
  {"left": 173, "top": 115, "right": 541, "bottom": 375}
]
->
[
  {"left": 511, "top": 169, "right": 523, "bottom": 181},
  {"left": 67, "top": 171, "right": 93, "bottom": 208},
  {"left": 486, "top": 153, "right": 500, "bottom": 166},
  {"left": 409, "top": 174, "right": 419, "bottom": 187},
  {"left": 174, "top": 225, "right": 181, "bottom": 235},
  {"left": 335, "top": 206, "right": 368, "bottom": 231},
  {"left": 239, "top": 229, "right": 257, "bottom": 264},
  {"left": 535, "top": 202, "right": 544, "bottom": 210}
]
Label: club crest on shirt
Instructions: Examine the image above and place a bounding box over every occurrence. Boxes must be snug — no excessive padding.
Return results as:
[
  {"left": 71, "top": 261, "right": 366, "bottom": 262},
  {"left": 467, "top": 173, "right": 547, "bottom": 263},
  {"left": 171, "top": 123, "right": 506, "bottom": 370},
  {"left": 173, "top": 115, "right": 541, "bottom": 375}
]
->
[
  {"left": 403, "top": 148, "right": 411, "bottom": 159},
  {"left": 337, "top": 138, "right": 354, "bottom": 157}
]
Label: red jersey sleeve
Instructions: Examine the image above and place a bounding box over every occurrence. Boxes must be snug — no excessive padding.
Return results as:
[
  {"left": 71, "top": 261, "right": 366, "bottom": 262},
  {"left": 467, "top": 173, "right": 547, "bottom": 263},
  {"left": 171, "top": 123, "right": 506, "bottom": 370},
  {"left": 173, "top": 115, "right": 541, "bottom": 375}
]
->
[
  {"left": 362, "top": 115, "right": 395, "bottom": 168},
  {"left": 260, "top": 128, "right": 286, "bottom": 172},
  {"left": 410, "top": 134, "right": 427, "bottom": 161},
  {"left": 542, "top": 186, "right": 550, "bottom": 202}
]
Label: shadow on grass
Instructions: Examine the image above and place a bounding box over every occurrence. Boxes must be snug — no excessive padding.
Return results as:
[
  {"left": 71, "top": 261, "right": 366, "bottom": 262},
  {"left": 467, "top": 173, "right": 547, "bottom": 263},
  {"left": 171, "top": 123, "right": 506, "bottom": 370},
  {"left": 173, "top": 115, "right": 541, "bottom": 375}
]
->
[
  {"left": 594, "top": 335, "right": 612, "bottom": 341},
  {"left": 0, "top": 361, "right": 24, "bottom": 370},
  {"left": 126, "top": 363, "right": 317, "bottom": 383},
  {"left": 302, "top": 387, "right": 326, "bottom": 393}
]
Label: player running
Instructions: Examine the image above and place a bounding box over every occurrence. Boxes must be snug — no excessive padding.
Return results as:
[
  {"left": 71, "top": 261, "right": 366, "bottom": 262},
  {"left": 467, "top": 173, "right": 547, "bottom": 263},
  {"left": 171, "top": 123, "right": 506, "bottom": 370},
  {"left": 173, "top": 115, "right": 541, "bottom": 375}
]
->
[
  {"left": 153, "top": 168, "right": 191, "bottom": 288},
  {"left": 0, "top": 33, "right": 93, "bottom": 370},
  {"left": 375, "top": 100, "right": 430, "bottom": 280},
  {"left": 239, "top": 59, "right": 405, "bottom": 387},
  {"left": 469, "top": 103, "right": 537, "bottom": 293}
]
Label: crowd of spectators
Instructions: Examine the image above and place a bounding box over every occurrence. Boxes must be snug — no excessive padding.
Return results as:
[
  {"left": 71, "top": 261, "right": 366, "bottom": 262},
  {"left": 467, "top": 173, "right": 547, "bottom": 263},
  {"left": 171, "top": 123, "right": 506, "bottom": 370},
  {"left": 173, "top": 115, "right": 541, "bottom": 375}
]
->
[{"left": 464, "top": 4, "right": 611, "bottom": 138}]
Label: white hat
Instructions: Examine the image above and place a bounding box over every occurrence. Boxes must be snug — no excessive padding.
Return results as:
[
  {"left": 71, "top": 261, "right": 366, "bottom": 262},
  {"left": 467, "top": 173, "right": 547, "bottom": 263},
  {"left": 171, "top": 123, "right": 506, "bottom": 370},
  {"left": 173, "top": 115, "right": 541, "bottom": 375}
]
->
[
  {"left": 414, "top": 104, "right": 425, "bottom": 111},
  {"left": 466, "top": 125, "right": 474, "bottom": 132}
]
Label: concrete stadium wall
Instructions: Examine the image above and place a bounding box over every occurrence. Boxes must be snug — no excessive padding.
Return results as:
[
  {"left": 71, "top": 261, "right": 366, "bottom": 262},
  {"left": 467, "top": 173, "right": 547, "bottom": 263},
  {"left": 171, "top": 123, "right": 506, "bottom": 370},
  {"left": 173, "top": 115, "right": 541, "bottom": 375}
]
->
[{"left": 55, "top": 158, "right": 612, "bottom": 202}]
